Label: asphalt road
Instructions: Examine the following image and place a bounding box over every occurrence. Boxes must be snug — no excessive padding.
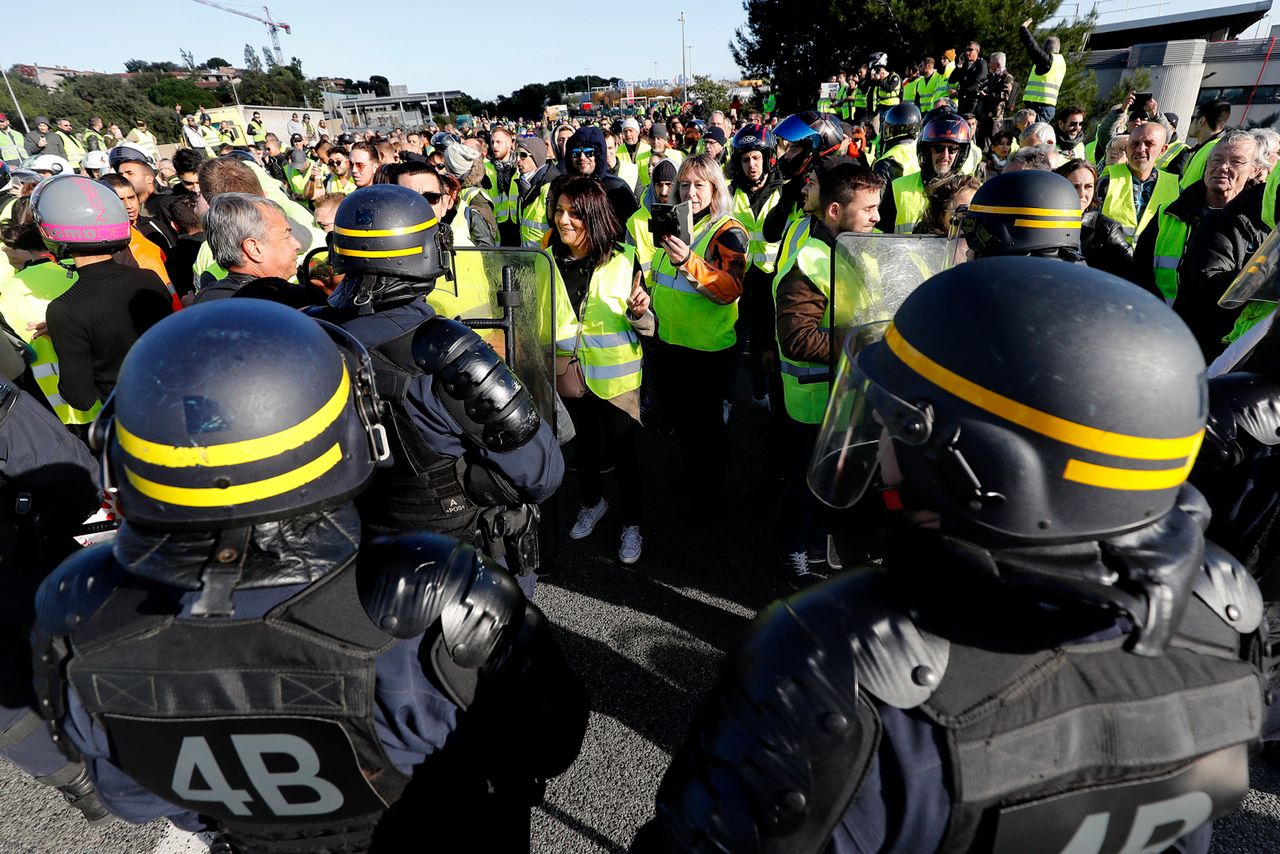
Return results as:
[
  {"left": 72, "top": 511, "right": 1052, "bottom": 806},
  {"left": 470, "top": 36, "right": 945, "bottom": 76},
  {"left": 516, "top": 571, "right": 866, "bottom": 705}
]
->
[{"left": 1, "top": 394, "right": 1279, "bottom": 852}]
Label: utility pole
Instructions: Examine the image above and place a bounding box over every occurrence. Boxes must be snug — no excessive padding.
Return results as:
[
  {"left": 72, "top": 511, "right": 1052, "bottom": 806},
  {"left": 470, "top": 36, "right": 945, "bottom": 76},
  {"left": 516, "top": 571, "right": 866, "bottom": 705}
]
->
[
  {"left": 0, "top": 66, "right": 28, "bottom": 132},
  {"left": 679, "top": 11, "right": 687, "bottom": 103}
]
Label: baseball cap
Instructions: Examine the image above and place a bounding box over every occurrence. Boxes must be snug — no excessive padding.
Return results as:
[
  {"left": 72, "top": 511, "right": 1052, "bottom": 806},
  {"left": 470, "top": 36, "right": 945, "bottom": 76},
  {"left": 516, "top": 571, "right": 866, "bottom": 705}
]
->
[{"left": 290, "top": 133, "right": 304, "bottom": 143}]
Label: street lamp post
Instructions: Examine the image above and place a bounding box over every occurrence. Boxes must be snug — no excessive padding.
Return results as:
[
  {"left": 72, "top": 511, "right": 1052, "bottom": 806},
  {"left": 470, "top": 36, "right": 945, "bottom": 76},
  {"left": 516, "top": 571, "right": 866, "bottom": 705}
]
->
[
  {"left": 0, "top": 66, "right": 28, "bottom": 132},
  {"left": 679, "top": 11, "right": 687, "bottom": 103}
]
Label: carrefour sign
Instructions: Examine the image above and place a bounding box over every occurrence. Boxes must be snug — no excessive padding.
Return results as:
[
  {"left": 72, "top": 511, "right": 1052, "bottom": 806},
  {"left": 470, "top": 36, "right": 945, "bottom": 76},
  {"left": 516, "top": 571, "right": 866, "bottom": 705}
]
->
[{"left": 613, "top": 76, "right": 690, "bottom": 90}]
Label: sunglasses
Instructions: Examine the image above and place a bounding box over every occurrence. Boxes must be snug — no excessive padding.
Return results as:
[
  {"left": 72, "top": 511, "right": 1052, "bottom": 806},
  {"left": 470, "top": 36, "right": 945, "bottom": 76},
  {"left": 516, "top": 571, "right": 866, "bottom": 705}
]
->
[
  {"left": 421, "top": 191, "right": 444, "bottom": 203},
  {"left": 570, "top": 147, "right": 596, "bottom": 159},
  {"left": 328, "top": 159, "right": 346, "bottom": 166},
  {"left": 518, "top": 150, "right": 532, "bottom": 159}
]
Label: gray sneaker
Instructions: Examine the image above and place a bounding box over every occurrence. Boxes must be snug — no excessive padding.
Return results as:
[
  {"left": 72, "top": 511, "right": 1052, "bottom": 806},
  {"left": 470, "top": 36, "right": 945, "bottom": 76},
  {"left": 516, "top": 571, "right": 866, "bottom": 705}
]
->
[
  {"left": 619, "top": 526, "right": 643, "bottom": 565},
  {"left": 569, "top": 498, "right": 609, "bottom": 540}
]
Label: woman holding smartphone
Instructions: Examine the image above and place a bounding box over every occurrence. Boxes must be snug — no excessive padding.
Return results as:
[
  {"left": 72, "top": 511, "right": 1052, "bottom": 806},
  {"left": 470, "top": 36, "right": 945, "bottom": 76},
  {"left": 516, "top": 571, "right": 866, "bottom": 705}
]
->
[
  {"left": 647, "top": 153, "right": 748, "bottom": 496},
  {"left": 546, "top": 176, "right": 652, "bottom": 565}
]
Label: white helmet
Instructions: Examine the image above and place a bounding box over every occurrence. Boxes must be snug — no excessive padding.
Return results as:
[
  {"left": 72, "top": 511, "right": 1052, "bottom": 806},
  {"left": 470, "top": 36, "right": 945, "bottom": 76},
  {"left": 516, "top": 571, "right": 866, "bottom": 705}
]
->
[
  {"left": 82, "top": 150, "right": 111, "bottom": 172},
  {"left": 26, "top": 154, "right": 71, "bottom": 178}
]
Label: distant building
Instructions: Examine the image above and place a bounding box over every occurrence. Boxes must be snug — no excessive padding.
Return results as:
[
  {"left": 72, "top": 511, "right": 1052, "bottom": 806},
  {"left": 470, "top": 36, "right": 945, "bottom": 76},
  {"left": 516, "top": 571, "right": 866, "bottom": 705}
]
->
[
  {"left": 15, "top": 64, "right": 108, "bottom": 90},
  {"left": 328, "top": 88, "right": 465, "bottom": 130}
]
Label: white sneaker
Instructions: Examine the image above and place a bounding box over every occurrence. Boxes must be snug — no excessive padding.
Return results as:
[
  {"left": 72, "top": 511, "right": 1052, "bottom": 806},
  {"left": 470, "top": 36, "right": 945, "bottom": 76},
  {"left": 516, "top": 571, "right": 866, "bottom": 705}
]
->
[
  {"left": 619, "top": 526, "right": 643, "bottom": 565},
  {"left": 784, "top": 551, "right": 816, "bottom": 590},
  {"left": 723, "top": 400, "right": 733, "bottom": 425},
  {"left": 569, "top": 498, "right": 608, "bottom": 540}
]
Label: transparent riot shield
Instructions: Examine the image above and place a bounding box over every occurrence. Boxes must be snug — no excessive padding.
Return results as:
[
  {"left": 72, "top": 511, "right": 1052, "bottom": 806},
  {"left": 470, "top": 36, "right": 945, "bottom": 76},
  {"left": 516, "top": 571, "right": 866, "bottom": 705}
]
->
[
  {"left": 438, "top": 246, "right": 559, "bottom": 436},
  {"left": 1219, "top": 226, "right": 1280, "bottom": 309},
  {"left": 828, "top": 233, "right": 949, "bottom": 363}
]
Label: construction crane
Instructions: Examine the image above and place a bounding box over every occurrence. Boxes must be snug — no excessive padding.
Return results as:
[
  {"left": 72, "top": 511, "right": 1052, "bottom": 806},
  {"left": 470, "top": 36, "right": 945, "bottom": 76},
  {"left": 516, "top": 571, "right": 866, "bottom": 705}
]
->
[{"left": 189, "top": 1, "right": 292, "bottom": 65}]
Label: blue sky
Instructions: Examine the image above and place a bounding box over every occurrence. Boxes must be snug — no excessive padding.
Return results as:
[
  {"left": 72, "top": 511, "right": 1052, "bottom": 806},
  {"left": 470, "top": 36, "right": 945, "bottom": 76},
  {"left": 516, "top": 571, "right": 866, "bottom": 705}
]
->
[{"left": 23, "top": 0, "right": 749, "bottom": 101}]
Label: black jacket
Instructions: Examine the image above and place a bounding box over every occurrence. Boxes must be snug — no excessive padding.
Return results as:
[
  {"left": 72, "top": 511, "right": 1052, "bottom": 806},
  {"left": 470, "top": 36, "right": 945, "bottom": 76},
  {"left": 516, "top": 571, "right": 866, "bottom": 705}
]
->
[
  {"left": 1176, "top": 181, "right": 1269, "bottom": 360},
  {"left": 1132, "top": 181, "right": 1211, "bottom": 299},
  {"left": 1019, "top": 25, "right": 1054, "bottom": 75},
  {"left": 1081, "top": 210, "right": 1138, "bottom": 284},
  {"left": 562, "top": 127, "right": 639, "bottom": 239}
]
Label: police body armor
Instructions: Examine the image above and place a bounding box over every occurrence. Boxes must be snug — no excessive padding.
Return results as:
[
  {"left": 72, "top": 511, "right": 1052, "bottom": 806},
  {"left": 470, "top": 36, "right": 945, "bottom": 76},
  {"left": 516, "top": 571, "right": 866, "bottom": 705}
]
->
[
  {"left": 637, "top": 494, "right": 1265, "bottom": 854},
  {"left": 35, "top": 527, "right": 580, "bottom": 853}
]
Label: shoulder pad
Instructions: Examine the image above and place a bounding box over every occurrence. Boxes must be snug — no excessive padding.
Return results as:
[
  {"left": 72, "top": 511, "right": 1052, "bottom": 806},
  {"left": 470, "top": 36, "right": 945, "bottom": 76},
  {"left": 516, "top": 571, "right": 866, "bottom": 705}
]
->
[
  {"left": 358, "top": 532, "right": 524, "bottom": 668},
  {"left": 804, "top": 569, "right": 952, "bottom": 709},
  {"left": 649, "top": 572, "right": 886, "bottom": 853},
  {"left": 412, "top": 316, "right": 541, "bottom": 451},
  {"left": 1193, "top": 541, "right": 1263, "bottom": 635},
  {"left": 34, "top": 544, "right": 125, "bottom": 638},
  {"left": 1208, "top": 372, "right": 1280, "bottom": 447}
]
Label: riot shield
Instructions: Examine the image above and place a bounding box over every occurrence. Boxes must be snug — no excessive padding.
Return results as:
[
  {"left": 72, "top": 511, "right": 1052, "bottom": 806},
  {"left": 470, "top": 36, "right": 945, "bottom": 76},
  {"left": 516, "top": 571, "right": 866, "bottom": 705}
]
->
[
  {"left": 828, "top": 233, "right": 949, "bottom": 364},
  {"left": 1219, "top": 226, "right": 1280, "bottom": 309},
  {"left": 440, "top": 246, "right": 560, "bottom": 437}
]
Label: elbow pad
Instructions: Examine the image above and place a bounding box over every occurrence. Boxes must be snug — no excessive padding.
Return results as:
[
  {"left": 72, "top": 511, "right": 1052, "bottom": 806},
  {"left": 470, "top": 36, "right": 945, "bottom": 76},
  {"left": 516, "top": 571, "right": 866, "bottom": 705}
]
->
[
  {"left": 413, "top": 315, "right": 541, "bottom": 451},
  {"left": 1199, "top": 372, "right": 1280, "bottom": 471}
]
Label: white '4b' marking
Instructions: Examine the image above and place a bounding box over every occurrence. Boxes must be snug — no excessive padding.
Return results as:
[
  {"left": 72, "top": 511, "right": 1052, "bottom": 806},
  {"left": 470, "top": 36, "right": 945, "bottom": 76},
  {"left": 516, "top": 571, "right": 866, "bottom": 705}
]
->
[{"left": 171, "top": 734, "right": 345, "bottom": 816}]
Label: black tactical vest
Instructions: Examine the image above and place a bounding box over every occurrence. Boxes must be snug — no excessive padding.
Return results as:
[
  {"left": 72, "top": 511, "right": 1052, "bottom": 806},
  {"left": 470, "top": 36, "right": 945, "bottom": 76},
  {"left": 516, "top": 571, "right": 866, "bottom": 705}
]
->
[
  {"left": 57, "top": 559, "right": 410, "bottom": 853},
  {"left": 359, "top": 327, "right": 480, "bottom": 539}
]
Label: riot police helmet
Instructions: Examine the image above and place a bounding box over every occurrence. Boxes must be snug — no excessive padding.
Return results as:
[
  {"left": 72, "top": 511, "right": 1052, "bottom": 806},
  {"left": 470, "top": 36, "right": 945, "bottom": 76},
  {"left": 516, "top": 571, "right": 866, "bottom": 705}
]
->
[
  {"left": 956, "top": 170, "right": 1082, "bottom": 260},
  {"left": 868, "top": 52, "right": 890, "bottom": 70},
  {"left": 881, "top": 103, "right": 922, "bottom": 149},
  {"left": 327, "top": 184, "right": 449, "bottom": 309},
  {"left": 98, "top": 299, "right": 389, "bottom": 530},
  {"left": 107, "top": 144, "right": 155, "bottom": 170},
  {"left": 31, "top": 174, "right": 131, "bottom": 257},
  {"left": 916, "top": 112, "right": 972, "bottom": 181},
  {"left": 810, "top": 257, "right": 1206, "bottom": 548},
  {"left": 773, "top": 111, "right": 847, "bottom": 179}
]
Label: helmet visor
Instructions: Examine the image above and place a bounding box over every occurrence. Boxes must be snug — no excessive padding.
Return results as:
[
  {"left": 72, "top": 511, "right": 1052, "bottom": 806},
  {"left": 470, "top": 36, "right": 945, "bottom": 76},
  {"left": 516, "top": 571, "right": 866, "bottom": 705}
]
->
[
  {"left": 1219, "top": 226, "right": 1280, "bottom": 308},
  {"left": 808, "top": 321, "right": 933, "bottom": 508},
  {"left": 773, "top": 114, "right": 821, "bottom": 144}
]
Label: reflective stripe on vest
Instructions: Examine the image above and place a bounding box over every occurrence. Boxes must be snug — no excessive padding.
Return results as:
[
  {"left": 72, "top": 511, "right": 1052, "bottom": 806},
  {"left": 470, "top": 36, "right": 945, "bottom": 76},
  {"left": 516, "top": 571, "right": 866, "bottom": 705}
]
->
[
  {"left": 732, "top": 186, "right": 783, "bottom": 273},
  {"left": 546, "top": 245, "right": 643, "bottom": 398},
  {"left": 1023, "top": 53, "right": 1066, "bottom": 107},
  {"left": 0, "top": 128, "right": 24, "bottom": 162},
  {"left": 1100, "top": 164, "right": 1180, "bottom": 246},
  {"left": 518, "top": 182, "right": 551, "bottom": 248},
  {"left": 649, "top": 215, "right": 739, "bottom": 351},
  {"left": 892, "top": 172, "right": 928, "bottom": 234},
  {"left": 626, "top": 203, "right": 658, "bottom": 274},
  {"left": 774, "top": 214, "right": 812, "bottom": 277},
  {"left": 1264, "top": 165, "right": 1280, "bottom": 230},
  {"left": 7, "top": 263, "right": 100, "bottom": 424},
  {"left": 1180, "top": 137, "right": 1221, "bottom": 190},
  {"left": 1227, "top": 301, "right": 1278, "bottom": 344},
  {"left": 773, "top": 235, "right": 834, "bottom": 423},
  {"left": 1152, "top": 204, "right": 1191, "bottom": 302},
  {"left": 56, "top": 131, "right": 85, "bottom": 167}
]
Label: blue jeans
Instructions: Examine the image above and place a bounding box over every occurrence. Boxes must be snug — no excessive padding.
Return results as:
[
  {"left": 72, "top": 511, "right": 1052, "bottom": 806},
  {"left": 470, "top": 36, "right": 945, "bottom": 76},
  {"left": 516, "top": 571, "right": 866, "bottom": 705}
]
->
[{"left": 1031, "top": 103, "right": 1056, "bottom": 123}]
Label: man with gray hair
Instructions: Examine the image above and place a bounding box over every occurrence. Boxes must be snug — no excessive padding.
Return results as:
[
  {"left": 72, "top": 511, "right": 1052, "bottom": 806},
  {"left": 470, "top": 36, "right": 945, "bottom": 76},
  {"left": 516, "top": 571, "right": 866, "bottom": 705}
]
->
[
  {"left": 1250, "top": 127, "right": 1280, "bottom": 173},
  {"left": 194, "top": 192, "right": 302, "bottom": 304},
  {"left": 1020, "top": 18, "right": 1066, "bottom": 122},
  {"left": 1019, "top": 121, "right": 1056, "bottom": 151},
  {"left": 976, "top": 51, "right": 1016, "bottom": 152},
  {"left": 1004, "top": 145, "right": 1054, "bottom": 172}
]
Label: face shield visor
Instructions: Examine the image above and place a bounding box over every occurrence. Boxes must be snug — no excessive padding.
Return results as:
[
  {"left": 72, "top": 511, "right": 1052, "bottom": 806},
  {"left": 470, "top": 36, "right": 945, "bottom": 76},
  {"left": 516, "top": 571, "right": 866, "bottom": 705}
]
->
[
  {"left": 944, "top": 205, "right": 973, "bottom": 268},
  {"left": 807, "top": 320, "right": 935, "bottom": 508}
]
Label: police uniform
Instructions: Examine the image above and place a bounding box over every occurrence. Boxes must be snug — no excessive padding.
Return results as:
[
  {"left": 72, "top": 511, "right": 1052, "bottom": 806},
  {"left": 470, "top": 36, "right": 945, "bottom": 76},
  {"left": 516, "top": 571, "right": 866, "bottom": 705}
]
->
[
  {"left": 634, "top": 257, "right": 1266, "bottom": 854},
  {"left": 31, "top": 300, "right": 588, "bottom": 851},
  {"left": 320, "top": 186, "right": 564, "bottom": 583}
]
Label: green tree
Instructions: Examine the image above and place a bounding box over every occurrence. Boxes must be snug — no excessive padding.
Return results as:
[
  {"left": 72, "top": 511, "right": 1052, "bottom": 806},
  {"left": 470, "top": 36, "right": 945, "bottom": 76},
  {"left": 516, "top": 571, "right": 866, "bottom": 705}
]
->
[
  {"left": 732, "top": 0, "right": 1092, "bottom": 115},
  {"left": 261, "top": 47, "right": 278, "bottom": 70},
  {"left": 0, "top": 69, "right": 180, "bottom": 142},
  {"left": 124, "top": 58, "right": 180, "bottom": 73},
  {"left": 147, "top": 76, "right": 222, "bottom": 111},
  {"left": 179, "top": 49, "right": 196, "bottom": 71},
  {"left": 205, "top": 57, "right": 231, "bottom": 69},
  {"left": 495, "top": 83, "right": 553, "bottom": 120},
  {"left": 243, "top": 44, "right": 263, "bottom": 73},
  {"left": 688, "top": 75, "right": 732, "bottom": 114}
]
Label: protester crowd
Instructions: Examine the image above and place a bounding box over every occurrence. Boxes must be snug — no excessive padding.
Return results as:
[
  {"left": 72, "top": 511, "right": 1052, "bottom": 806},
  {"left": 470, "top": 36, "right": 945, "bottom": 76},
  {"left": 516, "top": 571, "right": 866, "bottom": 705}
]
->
[{"left": 0, "top": 17, "right": 1279, "bottom": 853}]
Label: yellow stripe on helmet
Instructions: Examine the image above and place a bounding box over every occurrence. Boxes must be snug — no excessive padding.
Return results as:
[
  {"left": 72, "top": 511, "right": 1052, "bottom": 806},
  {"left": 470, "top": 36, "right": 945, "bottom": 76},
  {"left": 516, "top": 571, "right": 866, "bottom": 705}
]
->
[
  {"left": 333, "top": 246, "right": 423, "bottom": 258},
  {"left": 123, "top": 443, "right": 344, "bottom": 508},
  {"left": 1013, "top": 218, "right": 1082, "bottom": 229},
  {"left": 117, "top": 365, "right": 349, "bottom": 468},
  {"left": 1063, "top": 454, "right": 1200, "bottom": 491},
  {"left": 968, "top": 204, "right": 1082, "bottom": 218},
  {"left": 333, "top": 218, "right": 437, "bottom": 237},
  {"left": 884, "top": 324, "right": 1203, "bottom": 462}
]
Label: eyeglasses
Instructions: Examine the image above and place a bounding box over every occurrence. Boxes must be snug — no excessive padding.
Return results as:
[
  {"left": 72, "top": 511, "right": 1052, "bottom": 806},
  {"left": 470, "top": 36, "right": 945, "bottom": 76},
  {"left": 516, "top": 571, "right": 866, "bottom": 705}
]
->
[
  {"left": 421, "top": 191, "right": 444, "bottom": 203},
  {"left": 518, "top": 150, "right": 532, "bottom": 159},
  {"left": 328, "top": 159, "right": 346, "bottom": 166},
  {"left": 1065, "top": 120, "right": 1084, "bottom": 127},
  {"left": 570, "top": 147, "right": 596, "bottom": 159}
]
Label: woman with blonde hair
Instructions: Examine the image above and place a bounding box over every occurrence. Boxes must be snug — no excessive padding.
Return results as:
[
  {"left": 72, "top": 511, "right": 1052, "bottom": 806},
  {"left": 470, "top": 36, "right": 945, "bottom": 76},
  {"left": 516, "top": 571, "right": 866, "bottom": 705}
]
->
[{"left": 647, "top": 153, "right": 749, "bottom": 493}]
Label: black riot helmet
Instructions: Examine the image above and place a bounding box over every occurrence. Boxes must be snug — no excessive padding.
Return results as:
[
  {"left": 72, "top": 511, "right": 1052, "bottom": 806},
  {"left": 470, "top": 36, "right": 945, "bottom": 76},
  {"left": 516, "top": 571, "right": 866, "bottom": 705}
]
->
[
  {"left": 881, "top": 102, "right": 922, "bottom": 149},
  {"left": 810, "top": 257, "right": 1207, "bottom": 547},
  {"left": 957, "top": 170, "right": 1082, "bottom": 260},
  {"left": 917, "top": 111, "right": 972, "bottom": 182},
  {"left": 96, "top": 300, "right": 390, "bottom": 530},
  {"left": 773, "top": 111, "right": 847, "bottom": 179},
  {"left": 328, "top": 184, "right": 450, "bottom": 309}
]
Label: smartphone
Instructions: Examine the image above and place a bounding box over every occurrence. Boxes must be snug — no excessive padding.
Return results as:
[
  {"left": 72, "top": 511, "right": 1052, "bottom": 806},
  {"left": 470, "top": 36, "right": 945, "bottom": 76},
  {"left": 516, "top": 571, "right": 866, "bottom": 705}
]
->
[{"left": 648, "top": 202, "right": 692, "bottom": 245}]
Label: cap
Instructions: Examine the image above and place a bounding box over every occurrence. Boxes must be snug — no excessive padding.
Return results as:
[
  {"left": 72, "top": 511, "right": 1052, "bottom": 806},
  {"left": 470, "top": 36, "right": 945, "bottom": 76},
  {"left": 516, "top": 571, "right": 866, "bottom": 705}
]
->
[
  {"left": 651, "top": 123, "right": 669, "bottom": 141},
  {"left": 622, "top": 117, "right": 640, "bottom": 131},
  {"left": 0, "top": 113, "right": 7, "bottom": 121},
  {"left": 705, "top": 127, "right": 726, "bottom": 145},
  {"left": 290, "top": 133, "right": 304, "bottom": 143},
  {"left": 289, "top": 149, "right": 309, "bottom": 169}
]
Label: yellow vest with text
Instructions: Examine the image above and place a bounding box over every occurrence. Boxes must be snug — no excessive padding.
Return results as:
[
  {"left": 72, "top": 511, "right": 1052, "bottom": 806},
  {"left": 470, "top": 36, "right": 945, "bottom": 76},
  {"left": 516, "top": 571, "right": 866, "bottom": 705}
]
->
[
  {"left": 649, "top": 214, "right": 739, "bottom": 351},
  {"left": 544, "top": 245, "right": 643, "bottom": 400},
  {"left": 1101, "top": 164, "right": 1180, "bottom": 245},
  {"left": 1024, "top": 53, "right": 1066, "bottom": 107},
  {"left": 892, "top": 172, "right": 928, "bottom": 233},
  {"left": 732, "top": 186, "right": 784, "bottom": 274},
  {"left": 5, "top": 262, "right": 100, "bottom": 425}
]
